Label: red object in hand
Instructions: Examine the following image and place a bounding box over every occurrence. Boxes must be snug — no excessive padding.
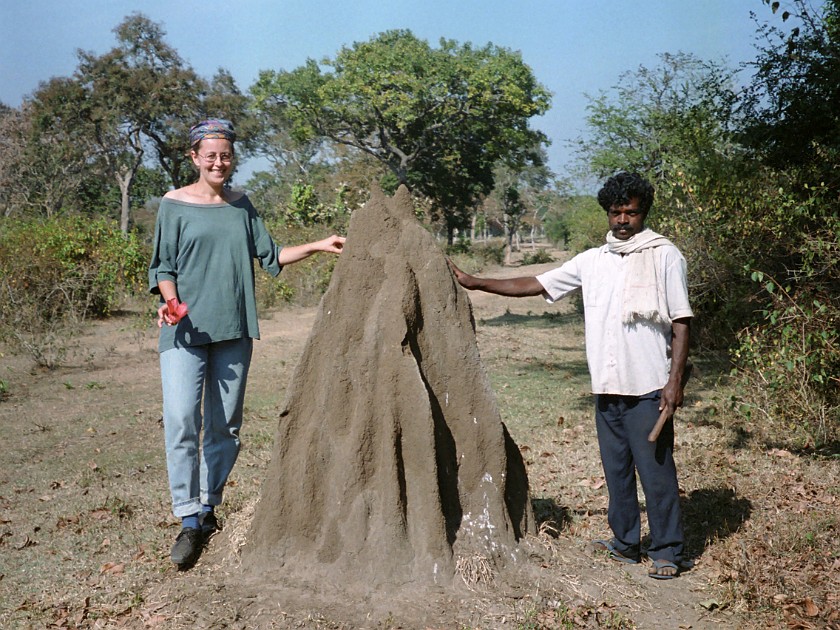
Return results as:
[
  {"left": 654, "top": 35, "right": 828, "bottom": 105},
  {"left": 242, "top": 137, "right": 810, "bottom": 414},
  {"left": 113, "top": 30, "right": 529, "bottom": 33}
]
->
[{"left": 166, "top": 298, "right": 189, "bottom": 323}]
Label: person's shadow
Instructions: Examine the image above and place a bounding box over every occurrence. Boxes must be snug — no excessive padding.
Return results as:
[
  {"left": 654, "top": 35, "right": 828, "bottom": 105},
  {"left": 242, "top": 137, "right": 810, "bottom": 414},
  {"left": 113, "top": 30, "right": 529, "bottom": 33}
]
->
[
  {"left": 677, "top": 487, "right": 752, "bottom": 562},
  {"left": 531, "top": 487, "right": 751, "bottom": 566}
]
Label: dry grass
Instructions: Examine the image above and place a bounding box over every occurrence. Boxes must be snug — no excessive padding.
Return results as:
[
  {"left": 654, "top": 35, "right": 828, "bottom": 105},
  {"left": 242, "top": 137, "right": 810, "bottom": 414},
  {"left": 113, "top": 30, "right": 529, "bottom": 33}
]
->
[{"left": 455, "top": 553, "right": 496, "bottom": 590}]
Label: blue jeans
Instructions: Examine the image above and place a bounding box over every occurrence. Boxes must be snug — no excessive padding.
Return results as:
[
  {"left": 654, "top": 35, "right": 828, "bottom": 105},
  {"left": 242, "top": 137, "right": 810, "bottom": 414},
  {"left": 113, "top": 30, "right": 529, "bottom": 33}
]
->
[
  {"left": 595, "top": 391, "right": 684, "bottom": 564},
  {"left": 160, "top": 338, "right": 253, "bottom": 518}
]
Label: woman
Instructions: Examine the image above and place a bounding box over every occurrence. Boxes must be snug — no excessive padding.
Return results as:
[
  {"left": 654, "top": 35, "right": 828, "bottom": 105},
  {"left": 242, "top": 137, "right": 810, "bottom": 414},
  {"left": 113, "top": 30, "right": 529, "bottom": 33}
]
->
[{"left": 148, "top": 119, "right": 344, "bottom": 568}]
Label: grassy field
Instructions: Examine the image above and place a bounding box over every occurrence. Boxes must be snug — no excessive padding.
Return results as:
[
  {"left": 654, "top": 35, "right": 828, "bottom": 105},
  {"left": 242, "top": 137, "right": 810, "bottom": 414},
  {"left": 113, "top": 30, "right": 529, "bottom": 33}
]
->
[{"left": 0, "top": 256, "right": 837, "bottom": 629}]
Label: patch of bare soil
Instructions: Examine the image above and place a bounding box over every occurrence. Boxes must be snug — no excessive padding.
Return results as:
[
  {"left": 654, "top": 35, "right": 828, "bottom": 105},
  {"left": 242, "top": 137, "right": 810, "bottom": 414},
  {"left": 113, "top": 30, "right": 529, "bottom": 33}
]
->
[{"left": 0, "top": 250, "right": 779, "bottom": 629}]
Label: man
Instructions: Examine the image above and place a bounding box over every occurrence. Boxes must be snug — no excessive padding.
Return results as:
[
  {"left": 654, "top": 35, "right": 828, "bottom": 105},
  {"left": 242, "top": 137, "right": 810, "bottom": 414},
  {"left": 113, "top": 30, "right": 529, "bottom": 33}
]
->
[{"left": 449, "top": 172, "right": 692, "bottom": 579}]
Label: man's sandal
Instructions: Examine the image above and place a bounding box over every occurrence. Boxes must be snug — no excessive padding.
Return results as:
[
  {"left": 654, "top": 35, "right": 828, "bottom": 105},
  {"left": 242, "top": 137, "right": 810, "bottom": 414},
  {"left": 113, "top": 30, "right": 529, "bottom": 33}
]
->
[
  {"left": 648, "top": 558, "right": 679, "bottom": 579},
  {"left": 591, "top": 539, "right": 640, "bottom": 564}
]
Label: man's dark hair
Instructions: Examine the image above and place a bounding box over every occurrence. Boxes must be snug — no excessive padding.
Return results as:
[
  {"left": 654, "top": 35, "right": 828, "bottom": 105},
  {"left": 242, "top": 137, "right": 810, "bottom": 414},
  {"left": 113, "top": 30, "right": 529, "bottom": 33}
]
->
[{"left": 597, "top": 172, "right": 655, "bottom": 213}]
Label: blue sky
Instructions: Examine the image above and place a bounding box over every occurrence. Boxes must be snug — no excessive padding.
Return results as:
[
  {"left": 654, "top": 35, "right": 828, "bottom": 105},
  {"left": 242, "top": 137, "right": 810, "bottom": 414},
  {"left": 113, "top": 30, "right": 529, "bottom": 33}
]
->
[{"left": 0, "top": 1, "right": 785, "bottom": 181}]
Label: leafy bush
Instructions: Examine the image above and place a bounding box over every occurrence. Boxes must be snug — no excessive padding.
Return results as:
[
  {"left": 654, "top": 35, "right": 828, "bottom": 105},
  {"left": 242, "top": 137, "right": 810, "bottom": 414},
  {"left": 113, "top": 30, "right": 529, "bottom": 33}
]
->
[
  {"left": 284, "top": 182, "right": 339, "bottom": 226},
  {"left": 544, "top": 197, "right": 605, "bottom": 254},
  {"left": 470, "top": 239, "right": 506, "bottom": 266},
  {"left": 728, "top": 241, "right": 839, "bottom": 446},
  {"left": 0, "top": 218, "right": 148, "bottom": 316},
  {"left": 445, "top": 237, "right": 472, "bottom": 256},
  {"left": 255, "top": 220, "right": 344, "bottom": 309},
  {"left": 521, "top": 248, "right": 555, "bottom": 265},
  {"left": 652, "top": 167, "right": 839, "bottom": 446},
  {"left": 0, "top": 217, "right": 147, "bottom": 366},
  {"left": 442, "top": 238, "right": 506, "bottom": 273},
  {"left": 255, "top": 275, "right": 295, "bottom": 310}
]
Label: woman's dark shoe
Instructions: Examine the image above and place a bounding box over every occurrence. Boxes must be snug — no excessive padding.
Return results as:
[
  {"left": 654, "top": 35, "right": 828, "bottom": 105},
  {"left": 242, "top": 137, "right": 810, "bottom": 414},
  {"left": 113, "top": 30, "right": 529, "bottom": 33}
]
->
[
  {"left": 170, "top": 527, "right": 202, "bottom": 567},
  {"left": 200, "top": 511, "right": 220, "bottom": 539}
]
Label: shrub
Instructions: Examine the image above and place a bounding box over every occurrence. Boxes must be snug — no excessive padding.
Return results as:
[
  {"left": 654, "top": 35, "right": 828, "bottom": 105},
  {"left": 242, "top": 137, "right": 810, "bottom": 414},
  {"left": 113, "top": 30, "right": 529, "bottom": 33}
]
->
[
  {"left": 284, "top": 182, "right": 339, "bottom": 227},
  {"left": 256, "top": 220, "right": 344, "bottom": 309},
  {"left": 441, "top": 239, "right": 506, "bottom": 275},
  {"left": 471, "top": 239, "right": 506, "bottom": 266},
  {"left": 655, "top": 167, "right": 840, "bottom": 446},
  {"left": 255, "top": 275, "right": 295, "bottom": 310},
  {"left": 545, "top": 197, "right": 605, "bottom": 254},
  {"left": 445, "top": 237, "right": 472, "bottom": 256},
  {"left": 730, "top": 271, "right": 839, "bottom": 447},
  {"left": 0, "top": 217, "right": 147, "bottom": 366},
  {"left": 521, "top": 249, "right": 555, "bottom": 265}
]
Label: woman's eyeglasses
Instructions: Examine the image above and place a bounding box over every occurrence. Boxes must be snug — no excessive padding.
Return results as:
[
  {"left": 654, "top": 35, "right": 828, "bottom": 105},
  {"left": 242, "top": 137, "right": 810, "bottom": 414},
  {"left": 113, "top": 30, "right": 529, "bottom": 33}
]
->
[{"left": 197, "top": 153, "right": 233, "bottom": 163}]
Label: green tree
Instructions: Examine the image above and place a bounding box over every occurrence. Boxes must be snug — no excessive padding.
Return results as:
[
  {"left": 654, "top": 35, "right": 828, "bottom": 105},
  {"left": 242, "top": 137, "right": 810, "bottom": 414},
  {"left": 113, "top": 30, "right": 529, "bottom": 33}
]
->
[
  {"left": 14, "top": 14, "right": 255, "bottom": 230},
  {"left": 577, "top": 52, "right": 739, "bottom": 187},
  {"left": 543, "top": 194, "right": 604, "bottom": 253},
  {"left": 741, "top": 0, "right": 840, "bottom": 175},
  {"left": 251, "top": 29, "right": 550, "bottom": 243},
  {"left": 248, "top": 66, "right": 327, "bottom": 183},
  {"left": 74, "top": 13, "right": 209, "bottom": 231},
  {"left": 487, "top": 153, "right": 554, "bottom": 262},
  {"left": 283, "top": 182, "right": 334, "bottom": 226},
  {"left": 499, "top": 185, "right": 525, "bottom": 264},
  {"left": 0, "top": 90, "right": 92, "bottom": 218}
]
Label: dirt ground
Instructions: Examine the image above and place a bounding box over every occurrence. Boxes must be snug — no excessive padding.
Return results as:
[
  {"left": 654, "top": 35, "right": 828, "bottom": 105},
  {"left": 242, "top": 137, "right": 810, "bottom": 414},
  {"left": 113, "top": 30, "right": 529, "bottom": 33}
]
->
[{"left": 0, "top": 255, "right": 761, "bottom": 629}]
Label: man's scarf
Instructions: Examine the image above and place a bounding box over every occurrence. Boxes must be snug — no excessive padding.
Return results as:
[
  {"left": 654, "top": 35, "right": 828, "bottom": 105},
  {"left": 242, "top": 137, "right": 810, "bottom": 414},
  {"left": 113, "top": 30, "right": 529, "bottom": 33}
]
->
[
  {"left": 606, "top": 228, "right": 674, "bottom": 325},
  {"left": 189, "top": 119, "right": 236, "bottom": 147}
]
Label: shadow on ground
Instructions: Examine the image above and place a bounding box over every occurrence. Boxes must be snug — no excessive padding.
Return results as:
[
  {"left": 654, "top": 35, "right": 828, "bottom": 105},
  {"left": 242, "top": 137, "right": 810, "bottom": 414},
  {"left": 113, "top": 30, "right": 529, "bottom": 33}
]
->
[
  {"left": 532, "top": 496, "right": 572, "bottom": 535},
  {"left": 681, "top": 486, "right": 752, "bottom": 560}
]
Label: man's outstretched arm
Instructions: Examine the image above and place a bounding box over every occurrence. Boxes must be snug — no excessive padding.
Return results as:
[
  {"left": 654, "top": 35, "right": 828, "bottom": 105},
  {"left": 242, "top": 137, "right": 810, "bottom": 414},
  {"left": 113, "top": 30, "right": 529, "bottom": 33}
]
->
[{"left": 448, "top": 259, "right": 544, "bottom": 297}]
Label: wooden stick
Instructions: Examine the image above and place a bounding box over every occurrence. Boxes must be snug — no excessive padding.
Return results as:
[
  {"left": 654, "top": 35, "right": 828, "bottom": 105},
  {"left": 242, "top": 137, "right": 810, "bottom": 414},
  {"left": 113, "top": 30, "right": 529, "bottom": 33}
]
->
[
  {"left": 648, "top": 407, "right": 672, "bottom": 443},
  {"left": 647, "top": 363, "right": 693, "bottom": 442}
]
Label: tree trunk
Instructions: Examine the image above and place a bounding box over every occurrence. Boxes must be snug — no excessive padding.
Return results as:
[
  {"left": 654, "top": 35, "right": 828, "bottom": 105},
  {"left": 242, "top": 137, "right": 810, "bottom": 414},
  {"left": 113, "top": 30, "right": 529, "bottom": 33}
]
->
[
  {"left": 109, "top": 132, "right": 143, "bottom": 234},
  {"left": 504, "top": 219, "right": 515, "bottom": 265},
  {"left": 117, "top": 170, "right": 133, "bottom": 234}
]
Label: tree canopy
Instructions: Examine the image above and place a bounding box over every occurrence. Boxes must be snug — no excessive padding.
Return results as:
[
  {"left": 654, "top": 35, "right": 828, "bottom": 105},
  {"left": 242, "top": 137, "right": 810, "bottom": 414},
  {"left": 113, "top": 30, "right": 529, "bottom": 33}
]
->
[
  {"left": 740, "top": 0, "right": 840, "bottom": 173},
  {"left": 251, "top": 29, "right": 551, "bottom": 240},
  {"left": 577, "top": 51, "right": 739, "bottom": 186},
  {"left": 0, "top": 13, "right": 256, "bottom": 230}
]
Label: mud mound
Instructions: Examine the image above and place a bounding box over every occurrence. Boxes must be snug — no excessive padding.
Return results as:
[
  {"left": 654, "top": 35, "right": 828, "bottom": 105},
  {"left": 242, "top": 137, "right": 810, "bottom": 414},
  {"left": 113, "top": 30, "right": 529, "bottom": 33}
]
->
[{"left": 243, "top": 185, "right": 533, "bottom": 591}]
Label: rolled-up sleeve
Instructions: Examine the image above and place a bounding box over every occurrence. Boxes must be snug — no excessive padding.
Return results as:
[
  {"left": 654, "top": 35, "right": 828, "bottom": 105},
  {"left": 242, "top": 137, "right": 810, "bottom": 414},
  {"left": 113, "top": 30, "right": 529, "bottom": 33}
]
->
[
  {"left": 536, "top": 253, "right": 585, "bottom": 303},
  {"left": 248, "top": 206, "right": 283, "bottom": 277},
  {"left": 148, "top": 203, "right": 178, "bottom": 295},
  {"left": 663, "top": 249, "right": 693, "bottom": 321}
]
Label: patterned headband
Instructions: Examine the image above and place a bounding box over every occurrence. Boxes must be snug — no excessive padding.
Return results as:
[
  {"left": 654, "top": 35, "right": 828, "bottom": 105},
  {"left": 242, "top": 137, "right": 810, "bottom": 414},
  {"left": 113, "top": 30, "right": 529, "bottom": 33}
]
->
[{"left": 189, "top": 119, "right": 236, "bottom": 147}]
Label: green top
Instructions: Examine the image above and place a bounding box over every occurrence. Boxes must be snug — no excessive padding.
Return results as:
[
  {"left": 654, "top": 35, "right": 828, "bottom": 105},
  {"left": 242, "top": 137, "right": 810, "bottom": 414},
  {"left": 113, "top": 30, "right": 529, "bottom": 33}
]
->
[{"left": 148, "top": 195, "right": 283, "bottom": 352}]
